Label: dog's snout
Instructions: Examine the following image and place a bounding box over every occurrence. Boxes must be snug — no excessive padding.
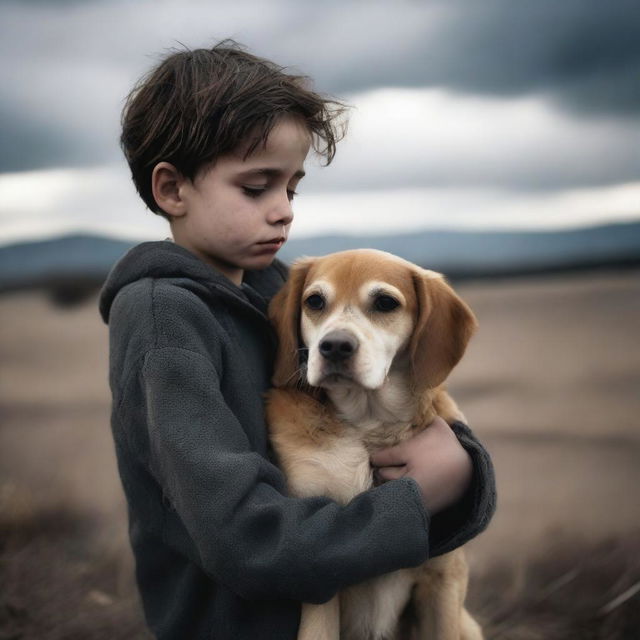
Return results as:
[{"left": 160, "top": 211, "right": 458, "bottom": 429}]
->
[{"left": 319, "top": 331, "right": 359, "bottom": 362}]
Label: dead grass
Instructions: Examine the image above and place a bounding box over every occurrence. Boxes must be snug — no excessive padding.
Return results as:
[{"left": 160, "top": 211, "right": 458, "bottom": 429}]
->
[
  {"left": 0, "top": 485, "right": 150, "bottom": 640},
  {"left": 470, "top": 534, "right": 640, "bottom": 640},
  {"left": 1, "top": 271, "right": 639, "bottom": 639},
  {"left": 1, "top": 483, "right": 638, "bottom": 639}
]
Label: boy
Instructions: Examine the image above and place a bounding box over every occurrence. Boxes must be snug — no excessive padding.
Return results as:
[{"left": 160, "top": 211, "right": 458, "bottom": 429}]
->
[{"left": 99, "top": 42, "right": 495, "bottom": 639}]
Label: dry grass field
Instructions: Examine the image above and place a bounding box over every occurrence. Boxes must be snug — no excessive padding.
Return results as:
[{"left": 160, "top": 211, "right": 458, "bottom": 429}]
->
[{"left": 1, "top": 268, "right": 639, "bottom": 639}]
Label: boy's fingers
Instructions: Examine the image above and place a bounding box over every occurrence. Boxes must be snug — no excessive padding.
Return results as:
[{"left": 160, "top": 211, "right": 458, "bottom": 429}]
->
[
  {"left": 374, "top": 465, "right": 407, "bottom": 482},
  {"left": 370, "top": 416, "right": 450, "bottom": 468},
  {"left": 370, "top": 445, "right": 408, "bottom": 468}
]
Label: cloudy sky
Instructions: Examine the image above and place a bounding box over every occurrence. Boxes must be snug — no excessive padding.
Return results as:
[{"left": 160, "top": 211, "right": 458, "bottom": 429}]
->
[{"left": 1, "top": 0, "right": 639, "bottom": 244}]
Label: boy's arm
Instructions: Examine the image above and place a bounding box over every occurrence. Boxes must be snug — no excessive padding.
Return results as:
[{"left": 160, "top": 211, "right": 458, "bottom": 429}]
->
[
  {"left": 135, "top": 346, "right": 430, "bottom": 604},
  {"left": 420, "top": 421, "right": 496, "bottom": 556},
  {"left": 370, "top": 418, "right": 496, "bottom": 556}
]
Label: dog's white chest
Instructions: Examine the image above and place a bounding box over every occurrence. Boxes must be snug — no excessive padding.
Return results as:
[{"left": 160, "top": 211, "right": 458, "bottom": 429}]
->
[
  {"left": 284, "top": 430, "right": 372, "bottom": 505},
  {"left": 282, "top": 428, "right": 415, "bottom": 640}
]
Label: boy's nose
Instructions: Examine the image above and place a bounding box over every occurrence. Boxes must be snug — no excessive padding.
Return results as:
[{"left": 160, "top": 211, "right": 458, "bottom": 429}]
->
[
  {"left": 268, "top": 194, "right": 294, "bottom": 226},
  {"left": 279, "top": 207, "right": 294, "bottom": 227}
]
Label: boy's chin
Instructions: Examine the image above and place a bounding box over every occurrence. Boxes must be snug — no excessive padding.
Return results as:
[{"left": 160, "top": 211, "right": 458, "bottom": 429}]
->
[{"left": 245, "top": 252, "right": 280, "bottom": 270}]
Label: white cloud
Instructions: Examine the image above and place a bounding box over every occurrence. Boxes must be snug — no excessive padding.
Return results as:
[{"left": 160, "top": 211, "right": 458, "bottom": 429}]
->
[
  {"left": 293, "top": 183, "right": 640, "bottom": 237},
  {"left": 1, "top": 164, "right": 639, "bottom": 247},
  {"left": 0, "top": 165, "right": 168, "bottom": 243},
  {"left": 1, "top": 85, "right": 638, "bottom": 245},
  {"left": 304, "top": 88, "right": 640, "bottom": 191}
]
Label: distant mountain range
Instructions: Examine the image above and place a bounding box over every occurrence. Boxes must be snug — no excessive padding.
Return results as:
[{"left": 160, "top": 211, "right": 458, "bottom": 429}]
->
[{"left": 1, "top": 221, "right": 639, "bottom": 301}]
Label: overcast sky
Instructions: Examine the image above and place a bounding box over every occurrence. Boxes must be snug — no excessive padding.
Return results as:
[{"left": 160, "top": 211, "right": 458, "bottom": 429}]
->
[{"left": 1, "top": 0, "right": 639, "bottom": 244}]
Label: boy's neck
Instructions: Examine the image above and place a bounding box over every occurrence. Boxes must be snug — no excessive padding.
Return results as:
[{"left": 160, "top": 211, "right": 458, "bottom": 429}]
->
[
  {"left": 170, "top": 236, "right": 244, "bottom": 286},
  {"left": 201, "top": 256, "right": 244, "bottom": 287},
  {"left": 213, "top": 261, "right": 244, "bottom": 287}
]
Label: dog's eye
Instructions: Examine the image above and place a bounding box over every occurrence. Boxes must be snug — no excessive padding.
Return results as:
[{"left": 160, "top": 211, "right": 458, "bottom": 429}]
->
[
  {"left": 373, "top": 295, "right": 400, "bottom": 312},
  {"left": 305, "top": 294, "right": 325, "bottom": 311}
]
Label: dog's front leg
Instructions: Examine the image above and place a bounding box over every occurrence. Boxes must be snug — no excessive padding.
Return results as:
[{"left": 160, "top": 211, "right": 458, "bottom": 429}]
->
[
  {"left": 298, "top": 596, "right": 340, "bottom": 640},
  {"left": 411, "top": 550, "right": 482, "bottom": 640}
]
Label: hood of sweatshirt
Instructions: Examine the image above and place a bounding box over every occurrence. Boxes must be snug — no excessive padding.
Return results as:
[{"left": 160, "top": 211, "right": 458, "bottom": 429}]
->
[{"left": 98, "top": 240, "right": 288, "bottom": 325}]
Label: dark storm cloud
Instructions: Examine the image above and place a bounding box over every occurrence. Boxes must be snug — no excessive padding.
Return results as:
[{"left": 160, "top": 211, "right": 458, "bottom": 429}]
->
[
  {"left": 433, "top": 0, "right": 640, "bottom": 115},
  {"left": 296, "top": 0, "right": 640, "bottom": 115},
  {"left": 0, "top": 0, "right": 638, "bottom": 176},
  {"left": 0, "top": 104, "right": 73, "bottom": 172}
]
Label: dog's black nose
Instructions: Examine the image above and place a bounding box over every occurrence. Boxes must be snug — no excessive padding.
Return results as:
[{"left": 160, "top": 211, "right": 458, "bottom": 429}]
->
[{"left": 319, "top": 331, "right": 359, "bottom": 362}]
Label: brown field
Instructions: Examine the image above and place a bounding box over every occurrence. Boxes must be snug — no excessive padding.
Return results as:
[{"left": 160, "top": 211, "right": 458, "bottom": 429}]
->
[{"left": 1, "top": 268, "right": 639, "bottom": 639}]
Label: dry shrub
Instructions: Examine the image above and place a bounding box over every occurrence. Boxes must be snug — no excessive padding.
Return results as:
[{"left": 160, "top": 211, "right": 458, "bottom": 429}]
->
[
  {"left": 0, "top": 484, "right": 150, "bottom": 640},
  {"left": 2, "top": 483, "right": 638, "bottom": 639},
  {"left": 469, "top": 532, "right": 640, "bottom": 640}
]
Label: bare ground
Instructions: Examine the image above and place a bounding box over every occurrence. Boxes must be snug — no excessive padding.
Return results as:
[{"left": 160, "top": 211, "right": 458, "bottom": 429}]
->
[{"left": 1, "top": 268, "right": 639, "bottom": 639}]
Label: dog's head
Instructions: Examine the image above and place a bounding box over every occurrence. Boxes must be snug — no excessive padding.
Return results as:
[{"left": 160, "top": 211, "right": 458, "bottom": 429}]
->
[{"left": 269, "top": 249, "right": 477, "bottom": 395}]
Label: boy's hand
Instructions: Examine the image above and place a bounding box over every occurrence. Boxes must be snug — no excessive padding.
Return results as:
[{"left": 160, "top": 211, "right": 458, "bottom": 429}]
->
[{"left": 370, "top": 417, "right": 473, "bottom": 515}]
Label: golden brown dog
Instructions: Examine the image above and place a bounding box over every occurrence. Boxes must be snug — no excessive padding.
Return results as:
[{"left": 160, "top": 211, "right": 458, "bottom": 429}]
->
[{"left": 265, "top": 249, "right": 483, "bottom": 640}]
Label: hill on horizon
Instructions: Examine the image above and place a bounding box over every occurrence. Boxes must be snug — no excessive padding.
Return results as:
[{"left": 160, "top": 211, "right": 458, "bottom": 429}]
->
[{"left": 1, "top": 221, "right": 639, "bottom": 303}]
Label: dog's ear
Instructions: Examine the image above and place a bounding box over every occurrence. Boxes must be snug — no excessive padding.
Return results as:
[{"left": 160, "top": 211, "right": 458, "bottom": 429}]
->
[
  {"left": 269, "top": 257, "right": 315, "bottom": 387},
  {"left": 409, "top": 269, "right": 477, "bottom": 393}
]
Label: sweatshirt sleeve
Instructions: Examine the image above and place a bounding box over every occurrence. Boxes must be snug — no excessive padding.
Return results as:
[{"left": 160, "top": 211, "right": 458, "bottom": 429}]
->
[
  {"left": 135, "top": 346, "right": 430, "bottom": 604},
  {"left": 427, "top": 421, "right": 497, "bottom": 557}
]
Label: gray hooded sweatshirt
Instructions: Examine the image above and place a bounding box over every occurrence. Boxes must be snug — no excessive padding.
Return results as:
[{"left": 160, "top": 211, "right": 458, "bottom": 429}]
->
[{"left": 99, "top": 241, "right": 495, "bottom": 640}]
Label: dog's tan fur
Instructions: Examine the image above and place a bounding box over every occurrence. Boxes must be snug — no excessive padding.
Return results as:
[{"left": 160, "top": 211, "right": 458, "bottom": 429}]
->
[{"left": 265, "top": 249, "right": 483, "bottom": 640}]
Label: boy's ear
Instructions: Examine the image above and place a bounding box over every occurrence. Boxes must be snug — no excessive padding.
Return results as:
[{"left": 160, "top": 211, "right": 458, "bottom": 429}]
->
[{"left": 151, "top": 162, "right": 188, "bottom": 218}]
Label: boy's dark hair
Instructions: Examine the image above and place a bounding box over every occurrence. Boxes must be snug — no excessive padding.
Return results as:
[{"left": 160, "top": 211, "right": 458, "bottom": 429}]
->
[{"left": 121, "top": 40, "right": 347, "bottom": 216}]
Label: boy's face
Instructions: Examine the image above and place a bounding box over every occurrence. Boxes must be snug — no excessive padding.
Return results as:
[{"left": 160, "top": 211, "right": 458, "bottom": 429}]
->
[{"left": 170, "top": 116, "right": 311, "bottom": 285}]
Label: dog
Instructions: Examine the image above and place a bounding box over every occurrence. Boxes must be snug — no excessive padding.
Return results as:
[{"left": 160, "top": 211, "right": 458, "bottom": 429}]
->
[{"left": 265, "top": 249, "right": 483, "bottom": 640}]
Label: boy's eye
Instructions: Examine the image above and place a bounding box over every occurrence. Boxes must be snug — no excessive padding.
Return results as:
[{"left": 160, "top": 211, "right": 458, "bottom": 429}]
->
[
  {"left": 242, "top": 185, "right": 298, "bottom": 201},
  {"left": 242, "top": 186, "right": 266, "bottom": 198},
  {"left": 305, "top": 294, "right": 325, "bottom": 311}
]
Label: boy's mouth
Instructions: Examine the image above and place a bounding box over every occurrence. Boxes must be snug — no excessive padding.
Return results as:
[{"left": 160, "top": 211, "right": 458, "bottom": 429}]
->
[
  {"left": 255, "top": 239, "right": 286, "bottom": 254},
  {"left": 257, "top": 236, "right": 286, "bottom": 250}
]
